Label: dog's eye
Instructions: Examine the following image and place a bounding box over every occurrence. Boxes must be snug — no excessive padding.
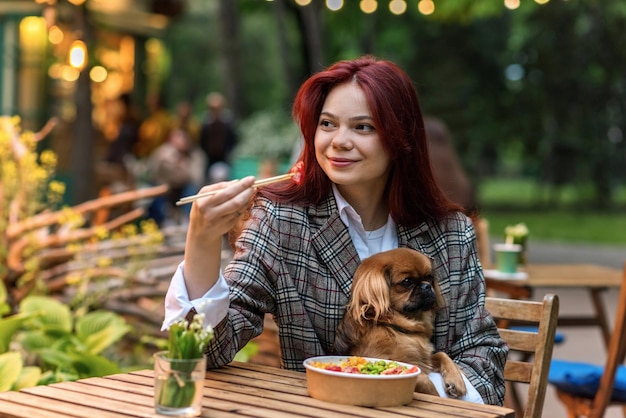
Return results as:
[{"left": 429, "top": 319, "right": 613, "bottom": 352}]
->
[{"left": 400, "top": 277, "right": 416, "bottom": 289}]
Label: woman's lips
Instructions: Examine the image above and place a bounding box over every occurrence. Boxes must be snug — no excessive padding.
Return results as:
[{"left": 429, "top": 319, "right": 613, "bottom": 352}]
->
[{"left": 328, "top": 157, "right": 356, "bottom": 168}]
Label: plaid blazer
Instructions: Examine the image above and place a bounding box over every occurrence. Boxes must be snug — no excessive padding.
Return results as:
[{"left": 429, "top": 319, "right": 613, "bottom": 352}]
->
[{"left": 205, "top": 193, "right": 507, "bottom": 405}]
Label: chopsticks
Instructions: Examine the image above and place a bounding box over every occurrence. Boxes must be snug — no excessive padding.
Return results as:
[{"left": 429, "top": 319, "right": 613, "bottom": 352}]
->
[{"left": 175, "top": 172, "right": 295, "bottom": 206}]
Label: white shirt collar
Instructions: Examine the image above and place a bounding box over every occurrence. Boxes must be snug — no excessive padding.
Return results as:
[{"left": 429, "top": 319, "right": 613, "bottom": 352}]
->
[{"left": 331, "top": 184, "right": 398, "bottom": 259}]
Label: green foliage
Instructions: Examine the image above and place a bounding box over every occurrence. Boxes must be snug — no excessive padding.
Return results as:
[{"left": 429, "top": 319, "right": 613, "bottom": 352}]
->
[
  {"left": 166, "top": 314, "right": 214, "bottom": 360},
  {"left": 0, "top": 295, "right": 131, "bottom": 392},
  {"left": 0, "top": 312, "right": 35, "bottom": 353},
  {"left": 0, "top": 352, "right": 22, "bottom": 391},
  {"left": 479, "top": 178, "right": 626, "bottom": 245},
  {"left": 233, "top": 109, "right": 299, "bottom": 162},
  {"left": 483, "top": 210, "right": 626, "bottom": 246},
  {"left": 233, "top": 340, "right": 259, "bottom": 363},
  {"left": 0, "top": 281, "right": 9, "bottom": 317}
]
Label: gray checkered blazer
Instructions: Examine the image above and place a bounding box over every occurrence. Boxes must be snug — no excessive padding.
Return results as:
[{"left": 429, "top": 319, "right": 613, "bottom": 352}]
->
[{"left": 204, "top": 193, "right": 507, "bottom": 405}]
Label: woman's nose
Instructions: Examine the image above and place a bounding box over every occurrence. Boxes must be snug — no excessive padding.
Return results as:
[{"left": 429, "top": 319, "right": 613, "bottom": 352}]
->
[{"left": 331, "top": 127, "right": 353, "bottom": 149}]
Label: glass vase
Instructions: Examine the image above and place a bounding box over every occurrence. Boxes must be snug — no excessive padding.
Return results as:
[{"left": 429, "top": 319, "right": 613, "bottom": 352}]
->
[{"left": 153, "top": 351, "right": 206, "bottom": 417}]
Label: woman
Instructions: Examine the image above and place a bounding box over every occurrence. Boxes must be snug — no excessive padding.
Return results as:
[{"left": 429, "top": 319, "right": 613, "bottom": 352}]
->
[{"left": 163, "top": 56, "right": 507, "bottom": 405}]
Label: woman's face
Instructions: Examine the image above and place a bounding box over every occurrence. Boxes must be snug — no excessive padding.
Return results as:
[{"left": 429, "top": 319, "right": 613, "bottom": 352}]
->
[{"left": 314, "top": 82, "right": 391, "bottom": 198}]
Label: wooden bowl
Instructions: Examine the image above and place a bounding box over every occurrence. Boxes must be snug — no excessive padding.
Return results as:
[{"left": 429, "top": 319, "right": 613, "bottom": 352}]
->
[{"left": 303, "top": 355, "right": 421, "bottom": 407}]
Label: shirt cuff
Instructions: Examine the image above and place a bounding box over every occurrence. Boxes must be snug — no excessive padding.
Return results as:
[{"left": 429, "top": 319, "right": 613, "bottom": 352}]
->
[
  {"left": 428, "top": 372, "right": 484, "bottom": 404},
  {"left": 162, "top": 260, "right": 230, "bottom": 331}
]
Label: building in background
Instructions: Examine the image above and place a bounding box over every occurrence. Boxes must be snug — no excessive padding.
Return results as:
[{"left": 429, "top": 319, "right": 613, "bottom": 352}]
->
[{"left": 0, "top": 0, "right": 184, "bottom": 203}]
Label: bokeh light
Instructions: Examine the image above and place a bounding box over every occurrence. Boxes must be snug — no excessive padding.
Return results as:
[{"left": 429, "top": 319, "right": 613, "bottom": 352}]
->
[
  {"left": 360, "top": 0, "right": 378, "bottom": 13},
  {"left": 389, "top": 0, "right": 407, "bottom": 15},
  {"left": 417, "top": 0, "right": 435, "bottom": 15}
]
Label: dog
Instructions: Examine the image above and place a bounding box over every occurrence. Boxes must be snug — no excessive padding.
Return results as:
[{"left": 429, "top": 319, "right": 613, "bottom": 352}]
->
[{"left": 333, "top": 247, "right": 467, "bottom": 398}]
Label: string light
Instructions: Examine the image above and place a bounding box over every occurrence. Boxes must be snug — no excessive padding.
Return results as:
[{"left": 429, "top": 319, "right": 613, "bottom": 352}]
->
[
  {"left": 68, "top": 39, "right": 87, "bottom": 71},
  {"left": 504, "top": 0, "right": 520, "bottom": 9},
  {"left": 389, "top": 0, "right": 407, "bottom": 15},
  {"left": 48, "top": 25, "right": 64, "bottom": 45},
  {"left": 417, "top": 0, "right": 434, "bottom": 15},
  {"left": 292, "top": 0, "right": 548, "bottom": 14},
  {"left": 326, "top": 0, "right": 343, "bottom": 11},
  {"left": 360, "top": 0, "right": 378, "bottom": 13},
  {"left": 89, "top": 66, "right": 108, "bottom": 83}
]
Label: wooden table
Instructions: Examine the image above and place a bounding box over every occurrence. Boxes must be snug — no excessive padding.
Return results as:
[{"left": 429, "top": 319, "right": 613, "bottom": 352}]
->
[
  {"left": 0, "top": 361, "right": 515, "bottom": 417},
  {"left": 484, "top": 263, "right": 623, "bottom": 346}
]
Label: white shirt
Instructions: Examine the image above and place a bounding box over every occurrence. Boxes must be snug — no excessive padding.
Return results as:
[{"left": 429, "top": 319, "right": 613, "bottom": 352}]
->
[{"left": 161, "top": 186, "right": 483, "bottom": 403}]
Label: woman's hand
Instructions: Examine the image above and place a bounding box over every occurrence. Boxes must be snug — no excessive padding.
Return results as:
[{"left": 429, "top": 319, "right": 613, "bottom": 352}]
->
[
  {"left": 183, "top": 176, "right": 256, "bottom": 298},
  {"left": 189, "top": 176, "right": 255, "bottom": 241}
]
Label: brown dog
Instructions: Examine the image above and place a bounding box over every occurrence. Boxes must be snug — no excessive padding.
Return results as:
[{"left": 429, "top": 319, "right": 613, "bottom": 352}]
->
[{"left": 333, "top": 248, "right": 467, "bottom": 398}]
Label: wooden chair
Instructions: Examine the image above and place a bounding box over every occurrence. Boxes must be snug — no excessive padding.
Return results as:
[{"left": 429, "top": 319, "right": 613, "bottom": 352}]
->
[
  {"left": 474, "top": 217, "right": 492, "bottom": 269},
  {"left": 485, "top": 293, "right": 560, "bottom": 418},
  {"left": 549, "top": 262, "right": 626, "bottom": 418}
]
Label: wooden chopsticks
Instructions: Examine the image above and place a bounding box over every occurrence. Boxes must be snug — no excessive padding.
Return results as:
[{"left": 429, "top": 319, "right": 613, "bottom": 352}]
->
[{"left": 175, "top": 172, "right": 295, "bottom": 206}]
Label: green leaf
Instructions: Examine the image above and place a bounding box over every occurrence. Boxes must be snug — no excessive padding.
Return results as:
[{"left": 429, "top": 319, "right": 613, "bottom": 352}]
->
[
  {"left": 19, "top": 330, "right": 57, "bottom": 352},
  {"left": 0, "top": 281, "right": 10, "bottom": 317},
  {"left": 0, "top": 352, "right": 23, "bottom": 391},
  {"left": 234, "top": 342, "right": 258, "bottom": 363},
  {"left": 76, "top": 311, "right": 130, "bottom": 355},
  {"left": 19, "top": 296, "right": 72, "bottom": 334},
  {"left": 37, "top": 370, "right": 78, "bottom": 385},
  {"left": 37, "top": 347, "right": 75, "bottom": 370},
  {"left": 12, "top": 366, "right": 42, "bottom": 390},
  {"left": 69, "top": 352, "right": 120, "bottom": 378},
  {"left": 0, "top": 312, "right": 38, "bottom": 353}
]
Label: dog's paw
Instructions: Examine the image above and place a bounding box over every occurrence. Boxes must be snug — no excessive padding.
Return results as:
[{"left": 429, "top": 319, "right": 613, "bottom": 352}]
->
[
  {"left": 444, "top": 381, "right": 467, "bottom": 398},
  {"left": 445, "top": 383, "right": 460, "bottom": 398}
]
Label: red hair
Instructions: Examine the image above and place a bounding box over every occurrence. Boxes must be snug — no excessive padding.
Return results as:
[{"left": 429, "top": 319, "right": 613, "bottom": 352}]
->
[{"left": 262, "top": 56, "right": 462, "bottom": 226}]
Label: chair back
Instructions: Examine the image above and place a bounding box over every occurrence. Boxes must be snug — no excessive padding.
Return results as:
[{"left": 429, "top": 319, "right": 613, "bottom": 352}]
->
[
  {"left": 588, "top": 262, "right": 626, "bottom": 416},
  {"left": 485, "top": 293, "right": 559, "bottom": 418},
  {"left": 552, "top": 262, "right": 626, "bottom": 418},
  {"left": 474, "top": 217, "right": 492, "bottom": 269}
]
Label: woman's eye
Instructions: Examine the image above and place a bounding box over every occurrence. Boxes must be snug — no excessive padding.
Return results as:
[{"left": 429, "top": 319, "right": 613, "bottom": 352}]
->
[
  {"left": 319, "top": 119, "right": 335, "bottom": 128},
  {"left": 356, "top": 123, "right": 375, "bottom": 132}
]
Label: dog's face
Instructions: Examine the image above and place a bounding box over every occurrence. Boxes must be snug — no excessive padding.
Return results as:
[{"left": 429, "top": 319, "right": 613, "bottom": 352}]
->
[{"left": 348, "top": 248, "right": 443, "bottom": 324}]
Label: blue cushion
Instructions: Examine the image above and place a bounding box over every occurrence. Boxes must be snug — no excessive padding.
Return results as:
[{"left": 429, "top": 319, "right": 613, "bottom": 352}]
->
[
  {"left": 509, "top": 325, "right": 566, "bottom": 344},
  {"left": 549, "top": 359, "right": 626, "bottom": 402}
]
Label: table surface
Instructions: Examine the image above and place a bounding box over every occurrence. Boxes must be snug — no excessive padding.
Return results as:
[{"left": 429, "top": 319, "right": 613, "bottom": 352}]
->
[
  {"left": 484, "top": 263, "right": 623, "bottom": 288},
  {"left": 0, "top": 361, "right": 515, "bottom": 418}
]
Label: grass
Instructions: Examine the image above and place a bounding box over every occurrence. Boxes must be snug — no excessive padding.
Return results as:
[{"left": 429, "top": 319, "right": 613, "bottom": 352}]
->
[
  {"left": 477, "top": 179, "right": 626, "bottom": 246},
  {"left": 480, "top": 211, "right": 626, "bottom": 245}
]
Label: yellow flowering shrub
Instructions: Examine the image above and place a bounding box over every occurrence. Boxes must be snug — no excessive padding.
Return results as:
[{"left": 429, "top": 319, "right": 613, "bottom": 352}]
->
[{"left": 0, "top": 115, "right": 164, "bottom": 313}]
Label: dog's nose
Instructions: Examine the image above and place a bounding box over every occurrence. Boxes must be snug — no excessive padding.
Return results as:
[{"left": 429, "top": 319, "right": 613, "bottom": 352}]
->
[{"left": 420, "top": 282, "right": 432, "bottom": 292}]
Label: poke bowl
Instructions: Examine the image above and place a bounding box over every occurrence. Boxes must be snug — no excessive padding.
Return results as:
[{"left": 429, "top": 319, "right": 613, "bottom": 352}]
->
[{"left": 303, "top": 355, "right": 421, "bottom": 407}]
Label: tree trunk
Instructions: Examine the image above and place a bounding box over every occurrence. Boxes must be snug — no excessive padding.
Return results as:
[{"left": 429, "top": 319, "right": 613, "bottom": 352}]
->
[
  {"left": 293, "top": 1, "right": 325, "bottom": 75},
  {"left": 70, "top": 4, "right": 96, "bottom": 204},
  {"left": 218, "top": 0, "right": 243, "bottom": 118},
  {"left": 272, "top": 0, "right": 298, "bottom": 100}
]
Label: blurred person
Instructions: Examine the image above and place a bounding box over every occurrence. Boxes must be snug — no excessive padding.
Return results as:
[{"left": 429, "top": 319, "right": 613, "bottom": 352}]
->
[
  {"left": 95, "top": 93, "right": 141, "bottom": 223},
  {"left": 103, "top": 93, "right": 141, "bottom": 169},
  {"left": 135, "top": 92, "right": 172, "bottom": 159},
  {"left": 199, "top": 92, "right": 238, "bottom": 182},
  {"left": 424, "top": 115, "right": 477, "bottom": 214},
  {"left": 147, "top": 128, "right": 206, "bottom": 226},
  {"left": 162, "top": 56, "right": 506, "bottom": 405},
  {"left": 423, "top": 116, "right": 491, "bottom": 266},
  {"left": 172, "top": 100, "right": 201, "bottom": 144}
]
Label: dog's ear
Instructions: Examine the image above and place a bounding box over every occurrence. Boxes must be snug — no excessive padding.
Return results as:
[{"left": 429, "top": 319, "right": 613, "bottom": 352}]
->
[{"left": 348, "top": 262, "right": 392, "bottom": 325}]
